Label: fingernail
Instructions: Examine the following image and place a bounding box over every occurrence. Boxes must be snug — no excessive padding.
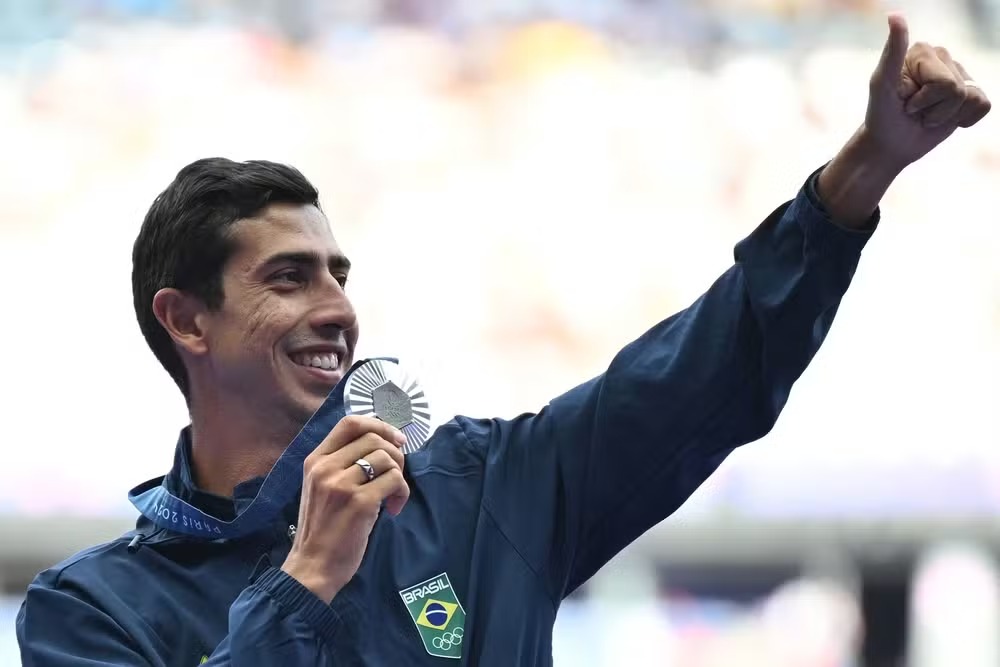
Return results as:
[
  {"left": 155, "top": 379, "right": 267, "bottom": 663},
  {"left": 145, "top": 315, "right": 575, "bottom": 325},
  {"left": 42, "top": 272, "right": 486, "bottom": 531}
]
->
[{"left": 393, "top": 429, "right": 408, "bottom": 446}]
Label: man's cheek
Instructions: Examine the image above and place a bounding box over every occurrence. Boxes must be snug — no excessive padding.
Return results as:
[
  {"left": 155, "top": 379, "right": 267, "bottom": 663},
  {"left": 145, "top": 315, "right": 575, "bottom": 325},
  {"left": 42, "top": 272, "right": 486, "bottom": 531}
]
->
[{"left": 240, "top": 301, "right": 280, "bottom": 348}]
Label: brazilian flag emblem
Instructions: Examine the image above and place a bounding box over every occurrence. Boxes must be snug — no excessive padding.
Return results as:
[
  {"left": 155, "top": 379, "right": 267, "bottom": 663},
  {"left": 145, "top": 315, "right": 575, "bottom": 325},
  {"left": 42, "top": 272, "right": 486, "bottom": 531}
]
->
[{"left": 399, "top": 573, "right": 466, "bottom": 659}]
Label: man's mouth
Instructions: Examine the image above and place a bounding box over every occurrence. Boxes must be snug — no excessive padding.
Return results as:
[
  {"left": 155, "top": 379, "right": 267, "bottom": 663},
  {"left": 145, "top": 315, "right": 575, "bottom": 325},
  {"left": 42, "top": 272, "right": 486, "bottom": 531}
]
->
[{"left": 291, "top": 352, "right": 341, "bottom": 372}]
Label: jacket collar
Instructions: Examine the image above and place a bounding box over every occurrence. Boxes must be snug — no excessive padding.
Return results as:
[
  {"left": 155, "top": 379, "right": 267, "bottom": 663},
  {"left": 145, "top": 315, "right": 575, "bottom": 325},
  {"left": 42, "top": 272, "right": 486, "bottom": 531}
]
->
[
  {"left": 132, "top": 427, "right": 271, "bottom": 542},
  {"left": 169, "top": 427, "right": 268, "bottom": 515}
]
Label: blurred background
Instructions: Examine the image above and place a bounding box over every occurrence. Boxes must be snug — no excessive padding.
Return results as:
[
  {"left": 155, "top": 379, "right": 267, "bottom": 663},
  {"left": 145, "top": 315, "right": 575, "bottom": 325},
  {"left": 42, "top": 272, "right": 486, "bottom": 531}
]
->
[{"left": 1, "top": 0, "right": 999, "bottom": 665}]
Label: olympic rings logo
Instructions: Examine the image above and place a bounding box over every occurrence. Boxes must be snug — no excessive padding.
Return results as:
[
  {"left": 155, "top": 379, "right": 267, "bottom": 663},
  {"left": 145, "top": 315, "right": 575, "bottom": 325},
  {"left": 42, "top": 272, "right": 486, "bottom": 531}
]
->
[{"left": 432, "top": 626, "right": 464, "bottom": 651}]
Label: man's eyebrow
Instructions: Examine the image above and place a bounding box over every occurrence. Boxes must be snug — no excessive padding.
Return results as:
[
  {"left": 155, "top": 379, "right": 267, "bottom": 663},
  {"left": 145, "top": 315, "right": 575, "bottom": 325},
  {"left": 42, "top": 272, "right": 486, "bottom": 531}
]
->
[{"left": 258, "top": 251, "right": 352, "bottom": 273}]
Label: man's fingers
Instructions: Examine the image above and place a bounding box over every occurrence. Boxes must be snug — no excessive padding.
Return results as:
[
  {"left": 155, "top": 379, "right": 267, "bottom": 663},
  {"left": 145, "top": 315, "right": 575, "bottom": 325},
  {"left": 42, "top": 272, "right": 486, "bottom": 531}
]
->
[
  {"left": 897, "top": 73, "right": 920, "bottom": 103},
  {"left": 904, "top": 49, "right": 991, "bottom": 128},
  {"left": 314, "top": 414, "right": 407, "bottom": 456},
  {"left": 952, "top": 60, "right": 993, "bottom": 128},
  {"left": 346, "top": 448, "right": 398, "bottom": 486},
  {"left": 304, "top": 432, "right": 405, "bottom": 493},
  {"left": 904, "top": 44, "right": 965, "bottom": 127},
  {"left": 917, "top": 50, "right": 968, "bottom": 127},
  {"left": 916, "top": 88, "right": 966, "bottom": 128},
  {"left": 362, "top": 467, "right": 411, "bottom": 516},
  {"left": 341, "top": 442, "right": 410, "bottom": 516},
  {"left": 954, "top": 59, "right": 976, "bottom": 85},
  {"left": 956, "top": 93, "right": 992, "bottom": 128},
  {"left": 905, "top": 79, "right": 962, "bottom": 116},
  {"left": 300, "top": 431, "right": 410, "bottom": 521},
  {"left": 330, "top": 432, "right": 406, "bottom": 472},
  {"left": 904, "top": 46, "right": 963, "bottom": 114},
  {"left": 875, "top": 12, "right": 909, "bottom": 88}
]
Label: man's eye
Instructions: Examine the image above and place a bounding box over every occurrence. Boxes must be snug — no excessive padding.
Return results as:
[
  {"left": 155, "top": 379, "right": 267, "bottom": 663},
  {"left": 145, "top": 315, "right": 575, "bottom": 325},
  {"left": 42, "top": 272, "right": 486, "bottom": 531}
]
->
[{"left": 273, "top": 269, "right": 305, "bottom": 285}]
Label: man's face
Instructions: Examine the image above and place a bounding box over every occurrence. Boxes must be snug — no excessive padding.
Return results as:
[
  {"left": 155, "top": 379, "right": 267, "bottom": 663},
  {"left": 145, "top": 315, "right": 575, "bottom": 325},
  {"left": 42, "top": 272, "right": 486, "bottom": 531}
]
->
[{"left": 199, "top": 203, "right": 358, "bottom": 424}]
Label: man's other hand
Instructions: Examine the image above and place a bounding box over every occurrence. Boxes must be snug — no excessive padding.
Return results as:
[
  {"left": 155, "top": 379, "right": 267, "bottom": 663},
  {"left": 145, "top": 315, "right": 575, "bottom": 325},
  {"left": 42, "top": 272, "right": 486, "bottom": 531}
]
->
[{"left": 864, "top": 12, "right": 991, "bottom": 169}]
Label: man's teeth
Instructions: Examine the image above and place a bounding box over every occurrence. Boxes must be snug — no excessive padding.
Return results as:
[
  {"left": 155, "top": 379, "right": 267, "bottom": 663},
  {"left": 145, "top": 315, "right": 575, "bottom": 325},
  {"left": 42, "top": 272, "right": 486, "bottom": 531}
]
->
[{"left": 294, "top": 353, "right": 339, "bottom": 370}]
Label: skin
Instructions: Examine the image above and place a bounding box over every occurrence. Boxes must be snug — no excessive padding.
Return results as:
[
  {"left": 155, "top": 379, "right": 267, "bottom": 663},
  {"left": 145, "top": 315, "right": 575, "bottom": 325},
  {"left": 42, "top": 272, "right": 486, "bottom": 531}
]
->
[
  {"left": 818, "top": 15, "right": 991, "bottom": 227},
  {"left": 153, "top": 203, "right": 360, "bottom": 497},
  {"left": 151, "top": 13, "right": 990, "bottom": 605}
]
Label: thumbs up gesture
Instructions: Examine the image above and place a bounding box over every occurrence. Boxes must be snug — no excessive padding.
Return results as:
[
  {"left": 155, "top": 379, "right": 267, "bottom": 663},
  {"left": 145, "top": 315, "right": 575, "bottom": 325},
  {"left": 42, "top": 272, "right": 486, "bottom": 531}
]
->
[{"left": 865, "top": 13, "right": 991, "bottom": 168}]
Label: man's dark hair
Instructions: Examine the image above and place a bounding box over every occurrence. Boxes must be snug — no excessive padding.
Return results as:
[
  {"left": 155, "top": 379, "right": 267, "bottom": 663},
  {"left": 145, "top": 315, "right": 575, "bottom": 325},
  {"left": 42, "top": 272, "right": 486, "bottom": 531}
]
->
[{"left": 132, "top": 158, "right": 320, "bottom": 402}]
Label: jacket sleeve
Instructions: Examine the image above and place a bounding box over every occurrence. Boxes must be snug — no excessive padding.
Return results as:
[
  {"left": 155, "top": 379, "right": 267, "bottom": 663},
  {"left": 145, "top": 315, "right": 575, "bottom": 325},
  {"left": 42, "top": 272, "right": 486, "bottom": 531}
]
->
[
  {"left": 17, "top": 566, "right": 345, "bottom": 666},
  {"left": 456, "top": 170, "right": 876, "bottom": 601},
  {"left": 203, "top": 568, "right": 345, "bottom": 665},
  {"left": 17, "top": 583, "right": 147, "bottom": 666}
]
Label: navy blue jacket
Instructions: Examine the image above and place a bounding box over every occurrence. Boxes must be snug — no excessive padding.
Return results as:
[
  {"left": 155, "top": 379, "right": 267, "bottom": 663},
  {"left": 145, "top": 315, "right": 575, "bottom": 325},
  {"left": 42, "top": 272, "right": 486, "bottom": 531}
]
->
[{"left": 17, "top": 172, "right": 875, "bottom": 666}]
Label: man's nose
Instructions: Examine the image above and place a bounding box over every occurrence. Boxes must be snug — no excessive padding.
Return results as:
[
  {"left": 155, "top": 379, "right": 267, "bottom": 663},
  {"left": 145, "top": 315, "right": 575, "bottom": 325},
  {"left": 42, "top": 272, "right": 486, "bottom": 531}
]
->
[{"left": 308, "top": 285, "right": 357, "bottom": 335}]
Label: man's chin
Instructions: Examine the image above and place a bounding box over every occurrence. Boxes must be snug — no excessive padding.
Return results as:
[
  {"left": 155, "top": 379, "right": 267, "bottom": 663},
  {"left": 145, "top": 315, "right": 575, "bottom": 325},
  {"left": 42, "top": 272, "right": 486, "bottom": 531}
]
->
[
  {"left": 284, "top": 393, "right": 326, "bottom": 427},
  {"left": 283, "top": 360, "right": 348, "bottom": 415}
]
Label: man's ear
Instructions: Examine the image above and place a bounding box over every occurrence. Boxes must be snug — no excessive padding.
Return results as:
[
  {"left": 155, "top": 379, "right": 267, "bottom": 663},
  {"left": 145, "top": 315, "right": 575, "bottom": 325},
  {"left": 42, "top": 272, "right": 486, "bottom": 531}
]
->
[{"left": 151, "top": 288, "right": 211, "bottom": 357}]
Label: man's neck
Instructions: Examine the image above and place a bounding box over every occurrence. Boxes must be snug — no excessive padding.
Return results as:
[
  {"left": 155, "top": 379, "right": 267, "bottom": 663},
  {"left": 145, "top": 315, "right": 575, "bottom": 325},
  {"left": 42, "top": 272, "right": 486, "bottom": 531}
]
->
[{"left": 187, "top": 399, "right": 300, "bottom": 498}]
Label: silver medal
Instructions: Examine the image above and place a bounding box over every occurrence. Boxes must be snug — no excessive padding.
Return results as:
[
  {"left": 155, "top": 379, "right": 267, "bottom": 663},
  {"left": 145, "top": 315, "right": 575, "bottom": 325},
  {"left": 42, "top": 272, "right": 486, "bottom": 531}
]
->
[{"left": 344, "top": 359, "right": 431, "bottom": 454}]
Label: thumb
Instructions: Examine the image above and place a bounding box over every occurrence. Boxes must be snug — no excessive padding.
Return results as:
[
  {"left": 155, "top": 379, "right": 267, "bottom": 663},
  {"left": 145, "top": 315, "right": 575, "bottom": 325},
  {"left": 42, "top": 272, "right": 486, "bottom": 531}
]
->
[{"left": 876, "top": 13, "right": 909, "bottom": 85}]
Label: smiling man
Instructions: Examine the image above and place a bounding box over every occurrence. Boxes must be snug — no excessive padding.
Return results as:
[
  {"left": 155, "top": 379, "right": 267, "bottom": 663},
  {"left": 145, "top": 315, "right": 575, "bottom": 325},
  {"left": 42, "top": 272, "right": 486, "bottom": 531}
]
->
[
  {"left": 138, "top": 192, "right": 362, "bottom": 500},
  {"left": 16, "top": 16, "right": 992, "bottom": 667}
]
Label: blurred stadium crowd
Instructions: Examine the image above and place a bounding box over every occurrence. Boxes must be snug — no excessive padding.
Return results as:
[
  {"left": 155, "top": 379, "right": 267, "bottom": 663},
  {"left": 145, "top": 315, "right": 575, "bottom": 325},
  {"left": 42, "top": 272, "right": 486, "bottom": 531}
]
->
[
  {"left": 2, "top": 0, "right": 1000, "bottom": 48},
  {"left": 2, "top": 1, "right": 1000, "bottom": 665}
]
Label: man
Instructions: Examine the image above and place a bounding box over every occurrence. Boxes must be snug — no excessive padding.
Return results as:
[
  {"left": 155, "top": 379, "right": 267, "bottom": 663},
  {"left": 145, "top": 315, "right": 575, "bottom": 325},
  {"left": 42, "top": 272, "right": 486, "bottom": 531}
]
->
[{"left": 16, "top": 15, "right": 991, "bottom": 666}]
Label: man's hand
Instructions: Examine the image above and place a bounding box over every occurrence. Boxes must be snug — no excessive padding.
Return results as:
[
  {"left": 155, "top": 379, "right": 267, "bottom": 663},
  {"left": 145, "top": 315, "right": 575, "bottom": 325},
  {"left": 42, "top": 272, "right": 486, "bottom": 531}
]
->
[
  {"left": 818, "top": 13, "right": 991, "bottom": 228},
  {"left": 281, "top": 415, "right": 410, "bottom": 604},
  {"left": 865, "top": 12, "right": 991, "bottom": 168}
]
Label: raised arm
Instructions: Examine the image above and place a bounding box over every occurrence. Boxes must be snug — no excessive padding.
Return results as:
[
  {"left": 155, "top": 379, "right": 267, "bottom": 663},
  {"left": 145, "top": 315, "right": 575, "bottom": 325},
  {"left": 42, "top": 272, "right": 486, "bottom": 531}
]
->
[{"left": 455, "top": 13, "right": 991, "bottom": 604}]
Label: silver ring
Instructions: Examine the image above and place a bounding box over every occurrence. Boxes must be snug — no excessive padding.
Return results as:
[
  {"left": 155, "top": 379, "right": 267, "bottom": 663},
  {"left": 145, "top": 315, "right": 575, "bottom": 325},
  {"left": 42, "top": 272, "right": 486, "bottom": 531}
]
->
[
  {"left": 354, "top": 458, "right": 376, "bottom": 483},
  {"left": 964, "top": 80, "right": 981, "bottom": 90}
]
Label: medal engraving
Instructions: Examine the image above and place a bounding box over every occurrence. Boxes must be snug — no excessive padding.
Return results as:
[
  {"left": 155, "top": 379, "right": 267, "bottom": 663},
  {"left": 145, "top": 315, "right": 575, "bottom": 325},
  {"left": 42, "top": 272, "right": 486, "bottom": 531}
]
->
[{"left": 372, "top": 381, "right": 413, "bottom": 428}]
